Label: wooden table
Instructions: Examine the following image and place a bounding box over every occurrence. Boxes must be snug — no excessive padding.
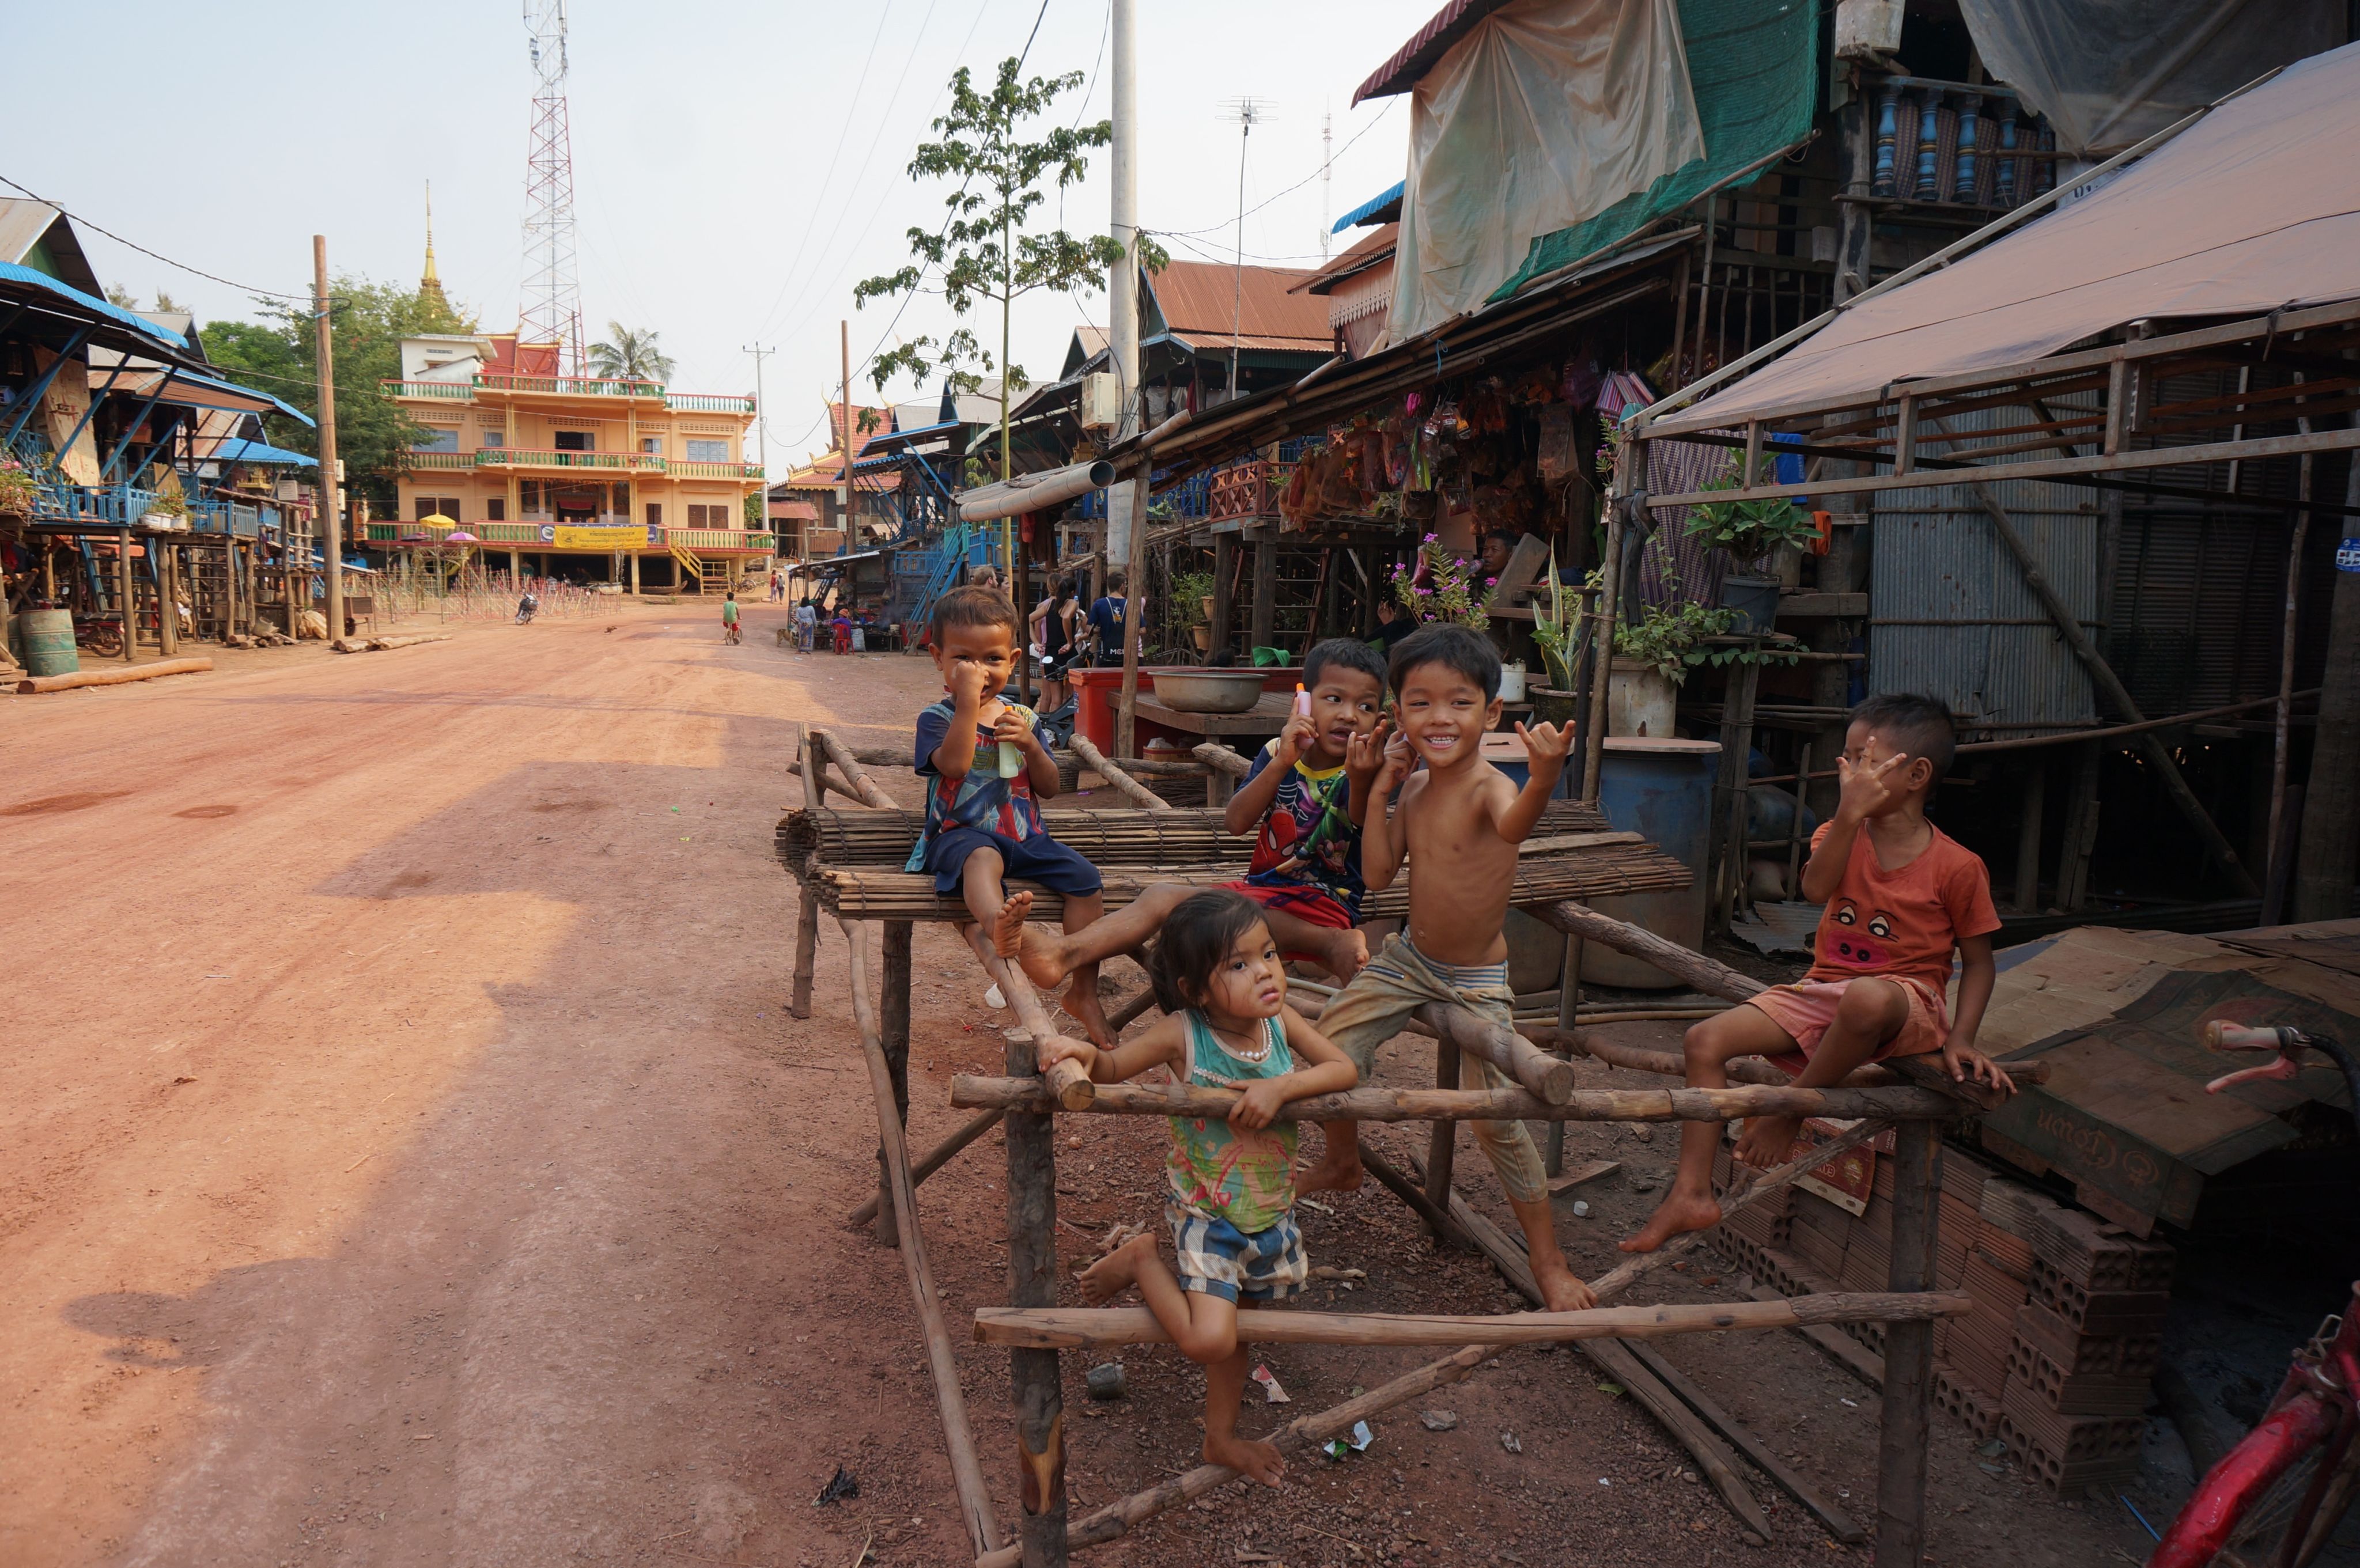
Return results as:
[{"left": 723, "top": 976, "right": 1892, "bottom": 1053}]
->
[{"left": 1132, "top": 690, "right": 1296, "bottom": 738}]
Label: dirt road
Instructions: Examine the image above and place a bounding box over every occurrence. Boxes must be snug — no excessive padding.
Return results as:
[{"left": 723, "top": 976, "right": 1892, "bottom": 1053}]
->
[{"left": 2, "top": 603, "right": 2141, "bottom": 1567}]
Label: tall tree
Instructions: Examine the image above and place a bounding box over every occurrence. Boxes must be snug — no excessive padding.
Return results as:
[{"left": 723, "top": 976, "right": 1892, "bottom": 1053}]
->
[
  {"left": 202, "top": 275, "right": 474, "bottom": 507},
  {"left": 856, "top": 58, "right": 1160, "bottom": 483},
  {"left": 588, "top": 322, "right": 675, "bottom": 382}
]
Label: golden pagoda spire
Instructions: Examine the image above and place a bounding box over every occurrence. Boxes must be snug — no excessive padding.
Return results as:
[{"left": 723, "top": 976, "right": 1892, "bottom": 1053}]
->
[{"left": 421, "top": 181, "right": 448, "bottom": 305}]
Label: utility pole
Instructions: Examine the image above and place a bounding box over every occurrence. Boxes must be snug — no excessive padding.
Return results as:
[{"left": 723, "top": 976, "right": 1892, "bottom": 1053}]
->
[
  {"left": 839, "top": 319, "right": 853, "bottom": 562},
  {"left": 1221, "top": 98, "right": 1265, "bottom": 403},
  {"left": 1321, "top": 107, "right": 1333, "bottom": 261},
  {"left": 1105, "top": 0, "right": 1141, "bottom": 585},
  {"left": 743, "top": 340, "right": 770, "bottom": 547},
  {"left": 313, "top": 234, "right": 343, "bottom": 641}
]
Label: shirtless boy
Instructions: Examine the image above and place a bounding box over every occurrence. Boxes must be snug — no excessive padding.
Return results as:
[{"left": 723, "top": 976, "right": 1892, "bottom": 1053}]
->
[{"left": 1298, "top": 624, "right": 1595, "bottom": 1313}]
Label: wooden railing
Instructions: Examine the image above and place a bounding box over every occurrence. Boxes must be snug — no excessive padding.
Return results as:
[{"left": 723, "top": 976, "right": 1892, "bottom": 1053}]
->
[
  {"left": 668, "top": 458, "right": 765, "bottom": 480},
  {"left": 476, "top": 448, "right": 666, "bottom": 473}
]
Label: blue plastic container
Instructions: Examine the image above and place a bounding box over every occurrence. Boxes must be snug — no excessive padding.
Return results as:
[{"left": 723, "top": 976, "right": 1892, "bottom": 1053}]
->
[{"left": 1586, "top": 737, "right": 1722, "bottom": 988}]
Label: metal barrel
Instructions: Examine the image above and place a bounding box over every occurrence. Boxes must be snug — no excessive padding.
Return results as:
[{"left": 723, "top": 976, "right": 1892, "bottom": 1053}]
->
[{"left": 20, "top": 609, "right": 80, "bottom": 678}]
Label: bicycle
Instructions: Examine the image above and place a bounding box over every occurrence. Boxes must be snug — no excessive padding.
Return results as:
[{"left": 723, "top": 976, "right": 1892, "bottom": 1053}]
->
[{"left": 2147, "top": 1022, "right": 2360, "bottom": 1568}]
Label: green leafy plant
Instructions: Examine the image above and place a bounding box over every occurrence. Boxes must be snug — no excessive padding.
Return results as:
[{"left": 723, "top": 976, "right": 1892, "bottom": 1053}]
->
[
  {"left": 1390, "top": 535, "right": 1489, "bottom": 631},
  {"left": 854, "top": 58, "right": 1167, "bottom": 497},
  {"left": 1614, "top": 599, "right": 1731, "bottom": 682},
  {"left": 144, "top": 487, "right": 191, "bottom": 520},
  {"left": 1527, "top": 548, "right": 1593, "bottom": 693},
  {"left": 0, "top": 456, "right": 39, "bottom": 516},
  {"left": 1167, "top": 567, "right": 1216, "bottom": 648},
  {"left": 587, "top": 323, "right": 675, "bottom": 384},
  {"left": 1685, "top": 451, "right": 1820, "bottom": 567}
]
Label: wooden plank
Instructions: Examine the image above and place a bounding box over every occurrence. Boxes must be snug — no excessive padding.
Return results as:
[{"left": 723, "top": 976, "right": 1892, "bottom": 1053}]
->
[
  {"left": 1873, "top": 1121, "right": 1938, "bottom": 1568},
  {"left": 1425, "top": 1035, "right": 1460, "bottom": 1239},
  {"left": 1003, "top": 1027, "right": 1070, "bottom": 1565},
  {"left": 1775, "top": 592, "right": 1869, "bottom": 618},
  {"left": 948, "top": 1074, "right": 1970, "bottom": 1124},
  {"left": 1744, "top": 1282, "right": 1886, "bottom": 1385}
]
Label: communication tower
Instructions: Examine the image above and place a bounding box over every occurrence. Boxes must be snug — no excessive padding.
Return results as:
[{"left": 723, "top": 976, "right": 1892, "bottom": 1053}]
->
[{"left": 521, "top": 0, "right": 584, "bottom": 373}]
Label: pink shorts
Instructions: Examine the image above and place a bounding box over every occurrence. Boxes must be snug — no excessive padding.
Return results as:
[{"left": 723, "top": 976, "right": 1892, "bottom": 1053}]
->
[{"left": 1746, "top": 975, "right": 1949, "bottom": 1075}]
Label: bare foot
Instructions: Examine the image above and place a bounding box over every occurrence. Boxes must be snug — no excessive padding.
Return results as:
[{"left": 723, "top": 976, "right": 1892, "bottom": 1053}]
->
[
  {"left": 1733, "top": 1113, "right": 1802, "bottom": 1170},
  {"left": 990, "top": 892, "right": 1035, "bottom": 959},
  {"left": 1618, "top": 1190, "right": 1724, "bottom": 1253},
  {"left": 1530, "top": 1251, "right": 1597, "bottom": 1312},
  {"left": 1061, "top": 978, "right": 1116, "bottom": 1048},
  {"left": 1204, "top": 1429, "right": 1287, "bottom": 1488},
  {"left": 1077, "top": 1233, "right": 1153, "bottom": 1305},
  {"left": 1009, "top": 924, "right": 1074, "bottom": 994},
  {"left": 1311, "top": 926, "right": 1370, "bottom": 982},
  {"left": 1294, "top": 1127, "right": 1363, "bottom": 1196}
]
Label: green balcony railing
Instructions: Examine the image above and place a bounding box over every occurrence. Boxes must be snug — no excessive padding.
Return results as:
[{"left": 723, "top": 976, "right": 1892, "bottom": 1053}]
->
[
  {"left": 668, "top": 459, "right": 765, "bottom": 480},
  {"left": 665, "top": 528, "right": 775, "bottom": 552},
  {"left": 407, "top": 450, "right": 473, "bottom": 469},
  {"left": 381, "top": 379, "right": 477, "bottom": 401},
  {"left": 665, "top": 392, "right": 757, "bottom": 414},
  {"left": 476, "top": 448, "right": 665, "bottom": 473}
]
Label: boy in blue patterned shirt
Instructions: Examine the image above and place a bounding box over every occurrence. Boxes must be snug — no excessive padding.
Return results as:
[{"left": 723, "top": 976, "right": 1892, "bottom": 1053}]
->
[{"left": 910, "top": 585, "right": 1111, "bottom": 1039}]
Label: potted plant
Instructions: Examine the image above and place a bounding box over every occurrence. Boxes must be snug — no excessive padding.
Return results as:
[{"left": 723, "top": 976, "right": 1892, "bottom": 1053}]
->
[
  {"left": 1685, "top": 451, "right": 1821, "bottom": 634},
  {"left": 145, "top": 488, "right": 192, "bottom": 531},
  {"left": 1168, "top": 567, "right": 1217, "bottom": 659},
  {"left": 1388, "top": 535, "right": 1490, "bottom": 631},
  {"left": 1610, "top": 600, "right": 1734, "bottom": 737},
  {"left": 1527, "top": 549, "right": 1591, "bottom": 729}
]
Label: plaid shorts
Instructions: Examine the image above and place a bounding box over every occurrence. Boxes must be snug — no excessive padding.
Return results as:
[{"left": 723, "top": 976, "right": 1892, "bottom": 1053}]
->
[{"left": 1167, "top": 1203, "right": 1309, "bottom": 1304}]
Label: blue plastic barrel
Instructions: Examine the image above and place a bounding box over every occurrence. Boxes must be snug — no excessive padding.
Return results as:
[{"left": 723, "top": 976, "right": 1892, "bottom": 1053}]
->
[{"left": 1585, "top": 737, "right": 1722, "bottom": 988}]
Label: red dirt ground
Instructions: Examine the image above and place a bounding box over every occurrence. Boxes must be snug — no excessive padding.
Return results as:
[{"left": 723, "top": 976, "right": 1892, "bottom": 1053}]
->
[{"left": 0, "top": 600, "right": 2152, "bottom": 1567}]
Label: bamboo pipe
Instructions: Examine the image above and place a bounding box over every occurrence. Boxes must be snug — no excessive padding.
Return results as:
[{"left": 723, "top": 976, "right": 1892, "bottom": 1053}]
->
[
  {"left": 974, "top": 1290, "right": 1971, "bottom": 1351},
  {"left": 971, "top": 1110, "right": 1889, "bottom": 1568},
  {"left": 1067, "top": 733, "right": 1171, "bottom": 812},
  {"left": 838, "top": 919, "right": 1003, "bottom": 1556},
  {"left": 949, "top": 1074, "right": 1966, "bottom": 1124}
]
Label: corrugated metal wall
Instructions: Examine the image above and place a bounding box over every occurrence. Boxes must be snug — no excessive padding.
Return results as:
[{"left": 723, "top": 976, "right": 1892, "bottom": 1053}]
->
[{"left": 1867, "top": 402, "right": 2100, "bottom": 732}]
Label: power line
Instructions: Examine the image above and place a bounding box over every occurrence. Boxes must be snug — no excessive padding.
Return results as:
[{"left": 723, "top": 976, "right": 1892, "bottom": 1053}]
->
[
  {"left": 1148, "top": 97, "right": 1398, "bottom": 240},
  {"left": 0, "top": 171, "right": 311, "bottom": 302}
]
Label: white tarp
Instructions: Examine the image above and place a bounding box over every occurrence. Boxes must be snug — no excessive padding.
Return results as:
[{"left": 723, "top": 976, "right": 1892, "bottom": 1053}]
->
[
  {"left": 1652, "top": 40, "right": 2360, "bottom": 436},
  {"left": 1960, "top": 0, "right": 2344, "bottom": 157},
  {"left": 1385, "top": 0, "right": 1703, "bottom": 342}
]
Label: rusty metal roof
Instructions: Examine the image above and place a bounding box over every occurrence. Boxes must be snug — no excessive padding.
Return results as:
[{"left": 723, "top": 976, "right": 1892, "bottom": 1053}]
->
[
  {"left": 1353, "top": 0, "right": 1520, "bottom": 104},
  {"left": 1289, "top": 224, "right": 1400, "bottom": 297},
  {"left": 1144, "top": 260, "right": 1331, "bottom": 354}
]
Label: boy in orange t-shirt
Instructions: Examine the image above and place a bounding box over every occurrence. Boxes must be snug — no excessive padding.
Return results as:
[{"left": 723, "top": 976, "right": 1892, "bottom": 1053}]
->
[{"left": 1623, "top": 693, "right": 2017, "bottom": 1253}]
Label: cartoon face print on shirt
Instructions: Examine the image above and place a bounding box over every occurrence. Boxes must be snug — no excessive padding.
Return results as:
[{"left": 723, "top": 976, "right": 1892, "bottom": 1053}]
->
[{"left": 1822, "top": 900, "right": 1897, "bottom": 969}]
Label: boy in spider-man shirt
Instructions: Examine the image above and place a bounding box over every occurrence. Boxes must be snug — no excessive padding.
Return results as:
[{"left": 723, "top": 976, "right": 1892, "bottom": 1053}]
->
[{"left": 1623, "top": 693, "right": 2017, "bottom": 1253}]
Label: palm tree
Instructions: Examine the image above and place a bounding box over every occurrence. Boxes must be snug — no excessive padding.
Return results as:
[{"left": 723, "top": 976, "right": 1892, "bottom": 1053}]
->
[{"left": 587, "top": 323, "right": 675, "bottom": 383}]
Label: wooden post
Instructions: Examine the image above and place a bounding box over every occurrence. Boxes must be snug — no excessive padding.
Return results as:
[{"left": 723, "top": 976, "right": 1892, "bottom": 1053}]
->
[
  {"left": 1004, "top": 1028, "right": 1071, "bottom": 1566},
  {"left": 1115, "top": 463, "right": 1150, "bottom": 759},
  {"left": 1974, "top": 487, "right": 2257, "bottom": 895},
  {"left": 875, "top": 920, "right": 915, "bottom": 1244},
  {"left": 1210, "top": 531, "right": 1236, "bottom": 664},
  {"left": 1547, "top": 931, "right": 1582, "bottom": 1176},
  {"left": 157, "top": 542, "right": 179, "bottom": 656},
  {"left": 313, "top": 236, "right": 344, "bottom": 645},
  {"left": 2013, "top": 758, "right": 2045, "bottom": 912},
  {"left": 790, "top": 730, "right": 825, "bottom": 1020},
  {"left": 1873, "top": 1118, "right": 1940, "bottom": 1568},
  {"left": 117, "top": 528, "right": 135, "bottom": 662},
  {"left": 1423, "top": 1033, "right": 1459, "bottom": 1239},
  {"left": 1247, "top": 534, "right": 1277, "bottom": 656},
  {"left": 2057, "top": 739, "right": 2102, "bottom": 910},
  {"left": 1710, "top": 657, "right": 1762, "bottom": 931},
  {"left": 1582, "top": 440, "right": 1638, "bottom": 801}
]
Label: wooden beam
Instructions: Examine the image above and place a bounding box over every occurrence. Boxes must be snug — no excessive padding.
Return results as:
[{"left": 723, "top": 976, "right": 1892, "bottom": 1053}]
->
[
  {"left": 1874, "top": 1120, "right": 1941, "bottom": 1568},
  {"left": 839, "top": 919, "right": 1003, "bottom": 1558},
  {"left": 974, "top": 1291, "right": 1970, "bottom": 1349},
  {"left": 816, "top": 727, "right": 900, "bottom": 810},
  {"left": 949, "top": 1074, "right": 1968, "bottom": 1124},
  {"left": 850, "top": 1107, "right": 1005, "bottom": 1229},
  {"left": 789, "top": 730, "right": 825, "bottom": 1020},
  {"left": 875, "top": 919, "right": 915, "bottom": 1244},
  {"left": 1067, "top": 733, "right": 1171, "bottom": 812},
  {"left": 1189, "top": 741, "right": 1251, "bottom": 779},
  {"left": 1972, "top": 488, "right": 2258, "bottom": 895},
  {"left": 1424, "top": 1033, "right": 1459, "bottom": 1239},
  {"left": 1413, "top": 999, "right": 1575, "bottom": 1103},
  {"left": 1003, "top": 1022, "right": 1069, "bottom": 1566}
]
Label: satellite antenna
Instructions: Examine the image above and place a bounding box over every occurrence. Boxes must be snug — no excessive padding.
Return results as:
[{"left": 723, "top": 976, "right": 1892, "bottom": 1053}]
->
[{"left": 1218, "top": 97, "right": 1269, "bottom": 403}]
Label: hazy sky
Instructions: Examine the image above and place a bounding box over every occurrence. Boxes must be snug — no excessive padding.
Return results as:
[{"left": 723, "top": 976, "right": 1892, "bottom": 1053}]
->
[{"left": 7, "top": 0, "right": 1438, "bottom": 469}]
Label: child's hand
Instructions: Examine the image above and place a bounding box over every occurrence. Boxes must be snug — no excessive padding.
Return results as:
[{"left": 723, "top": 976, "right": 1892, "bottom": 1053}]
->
[
  {"left": 1515, "top": 719, "right": 1572, "bottom": 772},
  {"left": 1038, "top": 1034, "right": 1097, "bottom": 1071},
  {"left": 1274, "top": 713, "right": 1317, "bottom": 767},
  {"left": 1372, "top": 730, "right": 1415, "bottom": 794},
  {"left": 992, "top": 707, "right": 1041, "bottom": 754},
  {"left": 1940, "top": 1036, "right": 2016, "bottom": 1095},
  {"left": 1344, "top": 718, "right": 1393, "bottom": 782},
  {"left": 1836, "top": 751, "right": 1907, "bottom": 821},
  {"left": 950, "top": 661, "right": 990, "bottom": 708},
  {"left": 1229, "top": 1079, "right": 1290, "bottom": 1130}
]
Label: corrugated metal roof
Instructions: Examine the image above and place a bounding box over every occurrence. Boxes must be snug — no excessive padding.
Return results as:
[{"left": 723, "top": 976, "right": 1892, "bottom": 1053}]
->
[
  {"left": 1144, "top": 260, "right": 1330, "bottom": 353},
  {"left": 0, "top": 199, "right": 102, "bottom": 296},
  {"left": 1291, "top": 224, "right": 1399, "bottom": 297},
  {"left": 0, "top": 259, "right": 193, "bottom": 355},
  {"left": 207, "top": 438, "right": 316, "bottom": 467},
  {"left": 1333, "top": 183, "right": 1405, "bottom": 232},
  {"left": 1352, "top": 0, "right": 1519, "bottom": 104}
]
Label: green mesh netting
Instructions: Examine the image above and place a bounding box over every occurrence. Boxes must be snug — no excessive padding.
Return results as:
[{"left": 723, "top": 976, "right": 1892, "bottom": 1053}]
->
[{"left": 1485, "top": 0, "right": 1820, "bottom": 303}]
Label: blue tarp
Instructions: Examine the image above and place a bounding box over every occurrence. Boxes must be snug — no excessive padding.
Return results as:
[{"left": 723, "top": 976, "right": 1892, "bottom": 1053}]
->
[
  {"left": 209, "top": 437, "right": 316, "bottom": 467},
  {"left": 1333, "top": 181, "right": 1405, "bottom": 233},
  {"left": 0, "top": 259, "right": 193, "bottom": 354},
  {"left": 164, "top": 368, "right": 315, "bottom": 427}
]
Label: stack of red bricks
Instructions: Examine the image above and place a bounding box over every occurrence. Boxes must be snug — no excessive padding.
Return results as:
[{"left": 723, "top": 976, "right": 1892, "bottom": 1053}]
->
[{"left": 1710, "top": 1131, "right": 2172, "bottom": 1497}]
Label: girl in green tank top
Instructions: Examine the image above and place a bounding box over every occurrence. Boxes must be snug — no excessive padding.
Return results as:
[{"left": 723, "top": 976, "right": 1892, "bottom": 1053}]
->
[{"left": 1038, "top": 890, "right": 1359, "bottom": 1489}]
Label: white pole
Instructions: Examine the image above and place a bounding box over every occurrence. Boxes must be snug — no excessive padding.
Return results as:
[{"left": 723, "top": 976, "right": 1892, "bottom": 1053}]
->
[{"left": 1106, "top": 0, "right": 1140, "bottom": 579}]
